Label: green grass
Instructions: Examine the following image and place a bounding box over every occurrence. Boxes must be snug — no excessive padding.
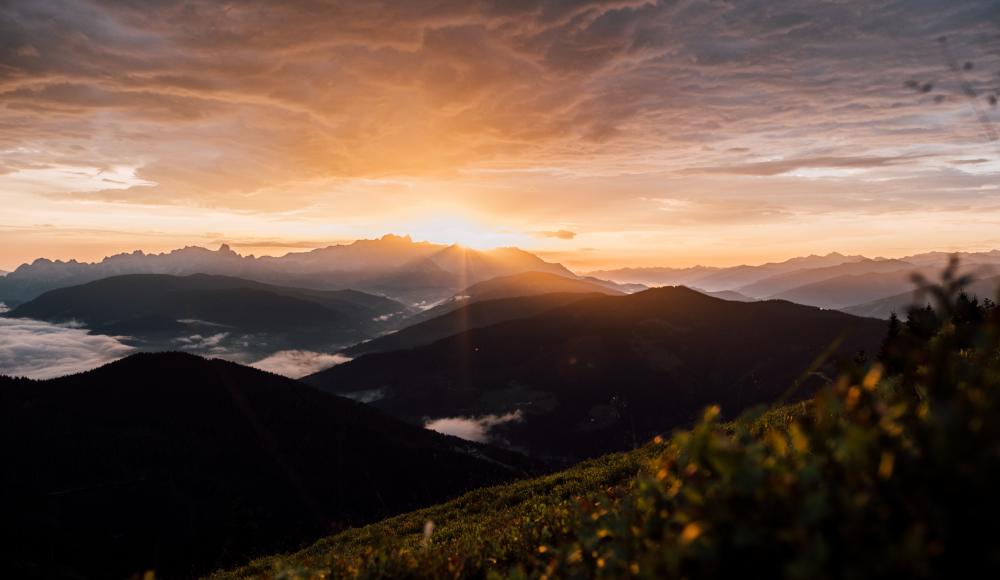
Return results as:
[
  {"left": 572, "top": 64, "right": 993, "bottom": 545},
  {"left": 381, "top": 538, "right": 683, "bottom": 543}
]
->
[
  {"left": 211, "top": 443, "right": 660, "bottom": 579},
  {"left": 214, "top": 278, "right": 1000, "bottom": 579},
  {"left": 210, "top": 403, "right": 809, "bottom": 579}
]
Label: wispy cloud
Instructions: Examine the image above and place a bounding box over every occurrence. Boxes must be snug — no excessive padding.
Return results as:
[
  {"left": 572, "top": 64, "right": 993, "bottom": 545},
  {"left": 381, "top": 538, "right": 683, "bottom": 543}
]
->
[
  {"left": 535, "top": 229, "right": 577, "bottom": 240},
  {"left": 0, "top": 309, "right": 133, "bottom": 379},
  {"left": 684, "top": 156, "right": 928, "bottom": 177},
  {"left": 424, "top": 411, "right": 525, "bottom": 443},
  {"left": 0, "top": 0, "right": 998, "bottom": 267},
  {"left": 1, "top": 0, "right": 996, "bottom": 206},
  {"left": 249, "top": 350, "right": 351, "bottom": 379},
  {"left": 174, "top": 332, "right": 229, "bottom": 352}
]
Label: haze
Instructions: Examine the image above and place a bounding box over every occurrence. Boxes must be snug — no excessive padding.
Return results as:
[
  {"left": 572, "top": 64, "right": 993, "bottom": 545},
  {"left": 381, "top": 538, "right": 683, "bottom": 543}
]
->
[{"left": 1, "top": 0, "right": 999, "bottom": 271}]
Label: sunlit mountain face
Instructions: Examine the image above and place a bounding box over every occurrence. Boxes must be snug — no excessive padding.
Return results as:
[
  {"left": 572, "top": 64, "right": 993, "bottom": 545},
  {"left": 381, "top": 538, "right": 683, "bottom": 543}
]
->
[{"left": 1, "top": 0, "right": 999, "bottom": 271}]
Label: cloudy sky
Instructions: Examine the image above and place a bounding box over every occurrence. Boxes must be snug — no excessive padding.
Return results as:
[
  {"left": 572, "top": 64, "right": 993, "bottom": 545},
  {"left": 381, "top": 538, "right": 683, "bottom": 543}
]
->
[{"left": 1, "top": 0, "right": 999, "bottom": 270}]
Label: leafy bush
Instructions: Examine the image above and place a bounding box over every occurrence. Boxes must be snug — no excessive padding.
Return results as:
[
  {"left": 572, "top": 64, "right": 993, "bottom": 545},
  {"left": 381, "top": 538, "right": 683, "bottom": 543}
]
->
[{"left": 527, "top": 264, "right": 1000, "bottom": 579}]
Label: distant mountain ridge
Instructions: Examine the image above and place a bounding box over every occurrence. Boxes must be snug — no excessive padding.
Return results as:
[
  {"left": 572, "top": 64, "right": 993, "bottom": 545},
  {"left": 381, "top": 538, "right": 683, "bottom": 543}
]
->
[
  {"left": 6, "top": 242, "right": 999, "bottom": 316},
  {"left": 843, "top": 275, "right": 1000, "bottom": 319},
  {"left": 736, "top": 258, "right": 913, "bottom": 298},
  {"left": 587, "top": 251, "right": 1000, "bottom": 313},
  {"left": 0, "top": 235, "right": 579, "bottom": 307},
  {"left": 584, "top": 253, "right": 866, "bottom": 289}
]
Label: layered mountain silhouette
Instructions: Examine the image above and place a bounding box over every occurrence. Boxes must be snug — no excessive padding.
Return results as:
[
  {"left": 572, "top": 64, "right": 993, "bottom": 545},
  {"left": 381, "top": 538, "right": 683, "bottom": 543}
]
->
[
  {"left": 404, "top": 271, "right": 625, "bottom": 325},
  {"left": 696, "top": 289, "right": 757, "bottom": 302},
  {"left": 344, "top": 292, "right": 606, "bottom": 357},
  {"left": 6, "top": 274, "right": 410, "bottom": 356},
  {"left": 5, "top": 240, "right": 998, "bottom": 316},
  {"left": 844, "top": 275, "right": 1000, "bottom": 318},
  {"left": 736, "top": 258, "right": 913, "bottom": 299},
  {"left": 587, "top": 253, "right": 866, "bottom": 290},
  {"left": 0, "top": 236, "right": 578, "bottom": 307},
  {"left": 0, "top": 352, "right": 536, "bottom": 579},
  {"left": 344, "top": 272, "right": 625, "bottom": 356},
  {"left": 589, "top": 251, "right": 1000, "bottom": 314},
  {"left": 306, "top": 287, "right": 886, "bottom": 463},
  {"left": 768, "top": 270, "right": 919, "bottom": 310},
  {"left": 451, "top": 271, "right": 624, "bottom": 302}
]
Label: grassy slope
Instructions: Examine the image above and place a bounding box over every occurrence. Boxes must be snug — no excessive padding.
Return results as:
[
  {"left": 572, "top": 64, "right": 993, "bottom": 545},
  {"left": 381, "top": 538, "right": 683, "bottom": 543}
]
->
[{"left": 212, "top": 403, "right": 806, "bottom": 579}]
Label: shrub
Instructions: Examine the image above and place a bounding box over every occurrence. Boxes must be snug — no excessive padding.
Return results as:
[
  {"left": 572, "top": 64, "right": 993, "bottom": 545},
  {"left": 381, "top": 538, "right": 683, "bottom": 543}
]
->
[{"left": 529, "top": 262, "right": 1000, "bottom": 579}]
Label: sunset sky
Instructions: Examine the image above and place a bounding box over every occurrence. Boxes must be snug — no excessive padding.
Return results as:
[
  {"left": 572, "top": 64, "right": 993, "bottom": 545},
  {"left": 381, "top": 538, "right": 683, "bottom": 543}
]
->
[{"left": 1, "top": 0, "right": 999, "bottom": 272}]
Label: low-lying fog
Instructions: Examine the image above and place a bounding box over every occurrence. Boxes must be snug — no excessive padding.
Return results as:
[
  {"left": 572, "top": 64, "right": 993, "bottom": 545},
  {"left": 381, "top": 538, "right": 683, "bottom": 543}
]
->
[
  {"left": 0, "top": 304, "right": 350, "bottom": 380},
  {"left": 0, "top": 303, "right": 134, "bottom": 379}
]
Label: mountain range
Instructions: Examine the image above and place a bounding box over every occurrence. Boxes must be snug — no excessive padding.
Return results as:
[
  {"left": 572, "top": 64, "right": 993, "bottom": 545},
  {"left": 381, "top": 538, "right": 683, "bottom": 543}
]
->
[
  {"left": 305, "top": 287, "right": 886, "bottom": 463},
  {"left": 0, "top": 352, "right": 536, "bottom": 579},
  {"left": 5, "top": 240, "right": 999, "bottom": 319},
  {"left": 0, "top": 236, "right": 580, "bottom": 308},
  {"left": 2, "top": 238, "right": 955, "bottom": 578},
  {"left": 587, "top": 250, "right": 1000, "bottom": 315},
  {"left": 843, "top": 274, "right": 1000, "bottom": 319}
]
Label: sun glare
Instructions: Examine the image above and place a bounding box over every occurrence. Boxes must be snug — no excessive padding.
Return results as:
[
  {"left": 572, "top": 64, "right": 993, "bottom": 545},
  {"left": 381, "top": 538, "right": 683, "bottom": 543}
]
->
[{"left": 405, "top": 216, "right": 524, "bottom": 250}]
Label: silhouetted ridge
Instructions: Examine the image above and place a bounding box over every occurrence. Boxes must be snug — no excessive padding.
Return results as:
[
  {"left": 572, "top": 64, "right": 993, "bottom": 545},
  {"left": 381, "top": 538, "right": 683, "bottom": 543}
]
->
[
  {"left": 0, "top": 352, "right": 536, "bottom": 579},
  {"left": 0, "top": 237, "right": 577, "bottom": 306},
  {"left": 344, "top": 292, "right": 606, "bottom": 356},
  {"left": 306, "top": 286, "right": 886, "bottom": 463}
]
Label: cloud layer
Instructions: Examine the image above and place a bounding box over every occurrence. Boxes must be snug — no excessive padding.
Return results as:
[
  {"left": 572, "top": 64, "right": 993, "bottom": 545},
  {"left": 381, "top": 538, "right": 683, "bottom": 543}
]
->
[
  {"left": 425, "top": 410, "right": 525, "bottom": 443},
  {"left": 0, "top": 1, "right": 999, "bottom": 268},
  {"left": 249, "top": 350, "right": 351, "bottom": 379},
  {"left": 0, "top": 310, "right": 134, "bottom": 379}
]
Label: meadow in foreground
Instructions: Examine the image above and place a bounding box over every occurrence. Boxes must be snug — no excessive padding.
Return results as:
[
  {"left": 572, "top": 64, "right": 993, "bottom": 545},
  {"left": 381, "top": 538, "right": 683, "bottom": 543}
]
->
[{"left": 216, "top": 266, "right": 1000, "bottom": 579}]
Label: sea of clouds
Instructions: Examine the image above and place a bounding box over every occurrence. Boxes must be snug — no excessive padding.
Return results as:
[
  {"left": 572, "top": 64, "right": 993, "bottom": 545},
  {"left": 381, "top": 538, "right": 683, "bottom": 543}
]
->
[
  {"left": 1, "top": 302, "right": 354, "bottom": 380},
  {"left": 0, "top": 303, "right": 134, "bottom": 379}
]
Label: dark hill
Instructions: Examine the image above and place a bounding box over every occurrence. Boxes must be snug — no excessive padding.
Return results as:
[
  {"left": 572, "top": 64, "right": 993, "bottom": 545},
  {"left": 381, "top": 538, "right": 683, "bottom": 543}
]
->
[
  {"left": 6, "top": 274, "right": 410, "bottom": 354},
  {"left": 305, "top": 287, "right": 886, "bottom": 463},
  {"left": 344, "top": 292, "right": 604, "bottom": 357},
  {"left": 403, "top": 271, "right": 621, "bottom": 327},
  {"left": 455, "top": 271, "right": 623, "bottom": 302},
  {"left": 0, "top": 352, "right": 535, "bottom": 579}
]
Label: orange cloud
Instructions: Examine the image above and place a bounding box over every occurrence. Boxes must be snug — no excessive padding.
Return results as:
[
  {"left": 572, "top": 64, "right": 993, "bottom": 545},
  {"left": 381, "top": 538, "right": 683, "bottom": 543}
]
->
[{"left": 0, "top": 0, "right": 998, "bottom": 269}]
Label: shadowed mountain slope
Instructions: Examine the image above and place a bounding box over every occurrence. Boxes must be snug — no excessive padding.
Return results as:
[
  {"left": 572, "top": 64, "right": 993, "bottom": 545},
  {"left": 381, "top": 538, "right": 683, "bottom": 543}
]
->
[
  {"left": 344, "top": 292, "right": 605, "bottom": 357},
  {"left": 455, "top": 271, "right": 623, "bottom": 302},
  {"left": 6, "top": 274, "right": 410, "bottom": 354},
  {"left": 769, "top": 270, "right": 918, "bottom": 310},
  {"left": 737, "top": 259, "right": 913, "bottom": 299},
  {"left": 406, "top": 271, "right": 623, "bottom": 324},
  {"left": 306, "top": 287, "right": 885, "bottom": 464},
  {"left": 696, "top": 289, "right": 757, "bottom": 302},
  {"left": 0, "top": 352, "right": 535, "bottom": 579},
  {"left": 843, "top": 275, "right": 1000, "bottom": 319}
]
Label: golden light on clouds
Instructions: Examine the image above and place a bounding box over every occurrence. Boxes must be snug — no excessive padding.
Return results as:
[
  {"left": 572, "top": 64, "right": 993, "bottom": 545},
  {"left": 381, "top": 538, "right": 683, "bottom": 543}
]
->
[{"left": 1, "top": 0, "right": 999, "bottom": 270}]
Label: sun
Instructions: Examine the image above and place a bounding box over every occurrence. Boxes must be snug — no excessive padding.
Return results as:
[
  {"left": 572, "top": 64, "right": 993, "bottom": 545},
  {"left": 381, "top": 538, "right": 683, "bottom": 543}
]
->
[{"left": 406, "top": 215, "right": 523, "bottom": 250}]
